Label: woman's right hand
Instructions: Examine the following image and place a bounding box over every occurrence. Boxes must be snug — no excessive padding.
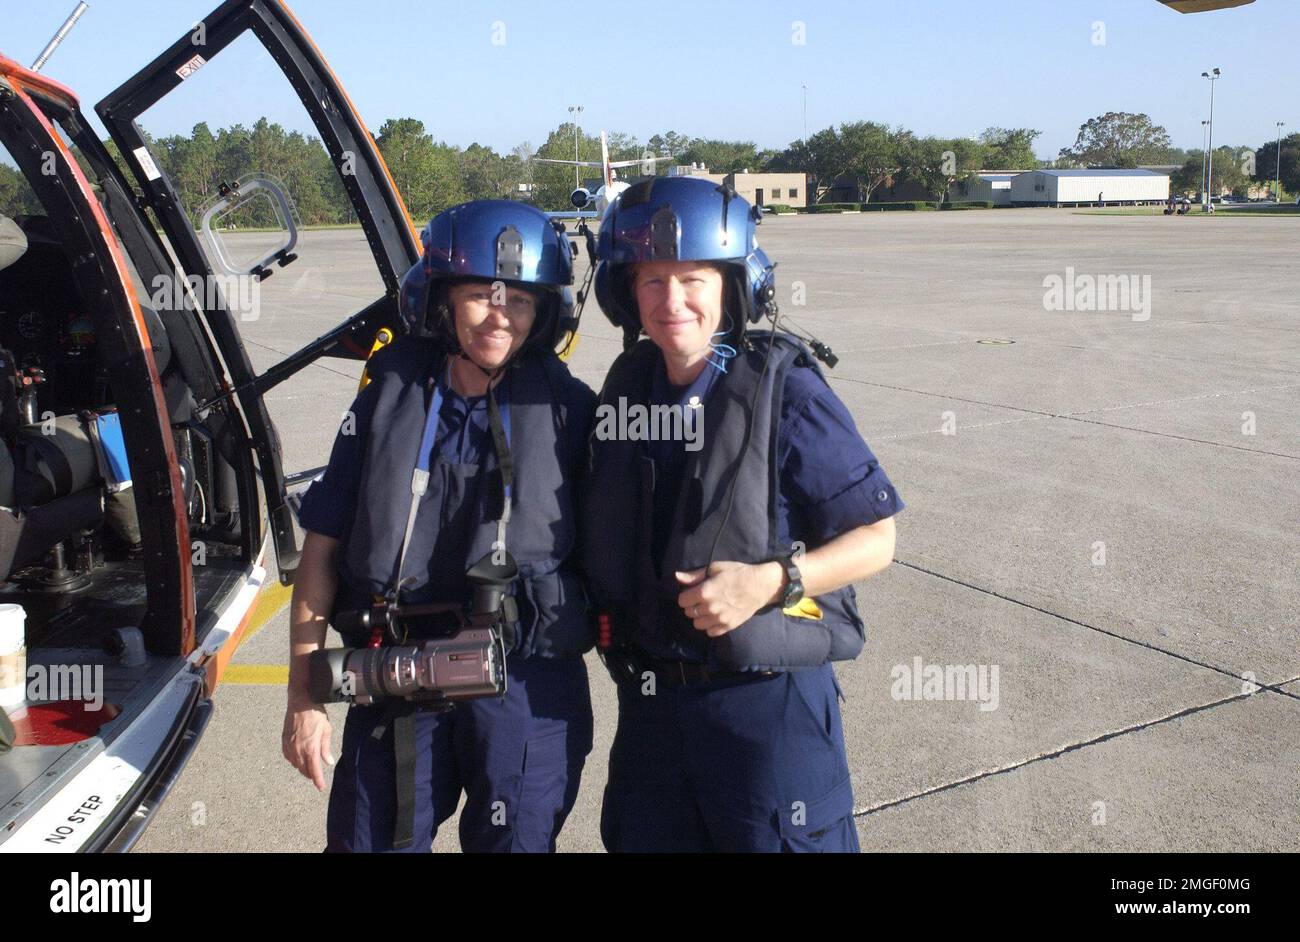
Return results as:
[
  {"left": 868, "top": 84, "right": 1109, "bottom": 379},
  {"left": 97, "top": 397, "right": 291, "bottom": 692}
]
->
[
  {"left": 282, "top": 701, "right": 334, "bottom": 791},
  {"left": 283, "top": 531, "right": 341, "bottom": 792}
]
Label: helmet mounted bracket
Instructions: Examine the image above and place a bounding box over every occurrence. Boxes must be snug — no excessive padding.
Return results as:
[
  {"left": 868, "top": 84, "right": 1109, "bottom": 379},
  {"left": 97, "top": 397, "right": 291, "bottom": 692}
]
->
[
  {"left": 650, "top": 205, "right": 678, "bottom": 260},
  {"left": 495, "top": 225, "right": 525, "bottom": 280}
]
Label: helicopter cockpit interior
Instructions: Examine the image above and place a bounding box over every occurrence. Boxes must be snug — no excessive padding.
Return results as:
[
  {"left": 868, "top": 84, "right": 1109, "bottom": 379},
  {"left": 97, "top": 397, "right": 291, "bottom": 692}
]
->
[{"left": 0, "top": 205, "right": 244, "bottom": 652}]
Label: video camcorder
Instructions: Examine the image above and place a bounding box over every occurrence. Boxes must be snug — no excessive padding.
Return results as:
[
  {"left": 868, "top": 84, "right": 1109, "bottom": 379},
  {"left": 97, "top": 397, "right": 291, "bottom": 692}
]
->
[{"left": 308, "top": 555, "right": 517, "bottom": 706}]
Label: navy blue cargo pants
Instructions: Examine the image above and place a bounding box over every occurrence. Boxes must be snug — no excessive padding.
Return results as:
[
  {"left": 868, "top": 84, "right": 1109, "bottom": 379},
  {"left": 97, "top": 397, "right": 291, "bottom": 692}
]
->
[
  {"left": 326, "top": 653, "right": 592, "bottom": 853},
  {"left": 601, "top": 662, "right": 859, "bottom": 852}
]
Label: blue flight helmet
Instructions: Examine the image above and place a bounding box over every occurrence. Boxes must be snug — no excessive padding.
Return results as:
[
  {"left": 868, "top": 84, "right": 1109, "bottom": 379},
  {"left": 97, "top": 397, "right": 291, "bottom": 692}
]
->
[
  {"left": 593, "top": 176, "right": 777, "bottom": 340},
  {"left": 399, "top": 199, "right": 576, "bottom": 355}
]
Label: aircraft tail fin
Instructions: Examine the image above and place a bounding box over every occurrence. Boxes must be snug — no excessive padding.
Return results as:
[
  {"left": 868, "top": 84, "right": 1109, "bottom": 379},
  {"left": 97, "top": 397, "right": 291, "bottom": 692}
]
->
[{"left": 601, "top": 131, "right": 613, "bottom": 190}]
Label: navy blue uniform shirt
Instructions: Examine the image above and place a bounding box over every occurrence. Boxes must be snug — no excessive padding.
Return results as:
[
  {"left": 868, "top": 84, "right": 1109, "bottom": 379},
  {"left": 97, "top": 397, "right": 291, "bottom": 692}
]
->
[{"left": 646, "top": 351, "right": 903, "bottom": 571}]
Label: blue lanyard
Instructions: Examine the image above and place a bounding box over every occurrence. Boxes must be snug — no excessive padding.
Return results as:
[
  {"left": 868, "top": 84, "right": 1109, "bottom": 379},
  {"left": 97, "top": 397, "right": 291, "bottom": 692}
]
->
[{"left": 396, "top": 361, "right": 513, "bottom": 594}]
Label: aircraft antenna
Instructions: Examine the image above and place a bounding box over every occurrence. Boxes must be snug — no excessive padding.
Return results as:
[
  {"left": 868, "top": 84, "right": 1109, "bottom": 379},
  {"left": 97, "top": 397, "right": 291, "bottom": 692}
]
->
[{"left": 32, "top": 2, "right": 89, "bottom": 72}]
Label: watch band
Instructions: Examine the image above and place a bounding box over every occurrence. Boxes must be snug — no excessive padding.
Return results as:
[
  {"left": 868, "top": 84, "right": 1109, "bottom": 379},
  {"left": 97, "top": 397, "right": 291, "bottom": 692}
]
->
[{"left": 778, "top": 553, "right": 804, "bottom": 608}]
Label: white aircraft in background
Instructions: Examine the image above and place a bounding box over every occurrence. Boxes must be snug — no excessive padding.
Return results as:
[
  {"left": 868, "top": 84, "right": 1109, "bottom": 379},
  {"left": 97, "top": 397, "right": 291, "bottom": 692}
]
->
[{"left": 532, "top": 131, "right": 672, "bottom": 222}]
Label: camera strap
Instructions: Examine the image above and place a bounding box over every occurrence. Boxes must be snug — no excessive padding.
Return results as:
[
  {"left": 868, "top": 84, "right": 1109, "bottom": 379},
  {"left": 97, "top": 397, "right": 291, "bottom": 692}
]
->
[
  {"left": 388, "top": 699, "right": 419, "bottom": 850},
  {"left": 384, "top": 359, "right": 517, "bottom": 850},
  {"left": 392, "top": 360, "right": 515, "bottom": 600},
  {"left": 486, "top": 381, "right": 513, "bottom": 554}
]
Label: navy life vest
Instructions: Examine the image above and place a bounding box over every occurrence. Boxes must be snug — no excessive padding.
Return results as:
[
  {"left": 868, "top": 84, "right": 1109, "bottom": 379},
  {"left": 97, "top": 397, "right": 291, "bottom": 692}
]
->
[
  {"left": 338, "top": 337, "right": 593, "bottom": 658},
  {"left": 580, "top": 332, "right": 865, "bottom": 671}
]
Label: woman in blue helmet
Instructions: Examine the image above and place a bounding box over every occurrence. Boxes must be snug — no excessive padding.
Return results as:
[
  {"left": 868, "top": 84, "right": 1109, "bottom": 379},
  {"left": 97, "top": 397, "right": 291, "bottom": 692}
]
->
[
  {"left": 282, "top": 200, "right": 596, "bottom": 852},
  {"left": 583, "top": 176, "right": 904, "bottom": 852}
]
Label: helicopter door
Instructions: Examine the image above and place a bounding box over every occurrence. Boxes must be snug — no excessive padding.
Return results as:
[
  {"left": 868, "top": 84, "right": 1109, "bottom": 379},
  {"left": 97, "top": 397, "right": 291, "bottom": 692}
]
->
[{"left": 96, "top": 0, "right": 419, "bottom": 580}]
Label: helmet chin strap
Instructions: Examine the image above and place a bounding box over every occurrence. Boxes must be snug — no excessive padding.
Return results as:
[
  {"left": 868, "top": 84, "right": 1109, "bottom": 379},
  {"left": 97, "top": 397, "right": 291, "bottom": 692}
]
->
[{"left": 455, "top": 351, "right": 508, "bottom": 389}]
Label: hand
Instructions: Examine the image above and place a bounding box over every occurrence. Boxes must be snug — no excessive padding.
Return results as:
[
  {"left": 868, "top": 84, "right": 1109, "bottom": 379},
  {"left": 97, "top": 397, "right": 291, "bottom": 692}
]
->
[
  {"left": 281, "top": 701, "right": 335, "bottom": 791},
  {"left": 675, "top": 561, "right": 784, "bottom": 637}
]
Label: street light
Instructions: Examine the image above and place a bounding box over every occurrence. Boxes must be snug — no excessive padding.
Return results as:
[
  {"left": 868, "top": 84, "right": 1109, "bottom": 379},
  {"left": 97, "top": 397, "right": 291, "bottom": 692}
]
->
[
  {"left": 1201, "top": 68, "right": 1220, "bottom": 210},
  {"left": 1201, "top": 120, "right": 1210, "bottom": 199},
  {"left": 567, "top": 104, "right": 583, "bottom": 189},
  {"left": 1277, "top": 121, "right": 1286, "bottom": 202}
]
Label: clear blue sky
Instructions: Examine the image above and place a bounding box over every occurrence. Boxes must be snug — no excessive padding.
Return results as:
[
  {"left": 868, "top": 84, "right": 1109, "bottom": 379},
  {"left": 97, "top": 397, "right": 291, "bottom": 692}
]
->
[{"left": 5, "top": 0, "right": 1296, "bottom": 159}]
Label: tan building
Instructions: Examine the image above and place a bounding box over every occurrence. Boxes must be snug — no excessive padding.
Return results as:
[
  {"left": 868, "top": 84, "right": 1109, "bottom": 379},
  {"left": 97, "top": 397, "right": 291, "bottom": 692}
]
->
[
  {"left": 728, "top": 172, "right": 806, "bottom": 209},
  {"left": 667, "top": 164, "right": 807, "bottom": 209}
]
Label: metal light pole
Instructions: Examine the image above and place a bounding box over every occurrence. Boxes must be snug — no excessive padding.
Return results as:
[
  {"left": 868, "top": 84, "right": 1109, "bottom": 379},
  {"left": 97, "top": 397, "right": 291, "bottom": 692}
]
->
[
  {"left": 1277, "top": 121, "right": 1286, "bottom": 202},
  {"left": 1201, "top": 68, "right": 1220, "bottom": 210},
  {"left": 1200, "top": 120, "right": 1210, "bottom": 199},
  {"left": 567, "top": 105, "right": 583, "bottom": 189}
]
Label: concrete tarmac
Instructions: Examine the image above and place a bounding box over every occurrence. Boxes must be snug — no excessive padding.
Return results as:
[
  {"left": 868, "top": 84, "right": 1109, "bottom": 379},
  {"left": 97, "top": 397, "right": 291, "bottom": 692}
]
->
[{"left": 134, "top": 208, "right": 1300, "bottom": 852}]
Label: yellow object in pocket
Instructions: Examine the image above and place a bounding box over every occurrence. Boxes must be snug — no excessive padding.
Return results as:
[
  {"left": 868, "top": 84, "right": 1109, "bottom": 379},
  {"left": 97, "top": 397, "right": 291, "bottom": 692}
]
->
[
  {"left": 783, "top": 597, "right": 823, "bottom": 620},
  {"left": 358, "top": 327, "right": 395, "bottom": 392}
]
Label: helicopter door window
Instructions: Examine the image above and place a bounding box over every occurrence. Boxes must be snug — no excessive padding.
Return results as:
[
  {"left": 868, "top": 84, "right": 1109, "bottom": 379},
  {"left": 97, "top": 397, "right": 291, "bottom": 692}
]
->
[{"left": 124, "top": 30, "right": 383, "bottom": 475}]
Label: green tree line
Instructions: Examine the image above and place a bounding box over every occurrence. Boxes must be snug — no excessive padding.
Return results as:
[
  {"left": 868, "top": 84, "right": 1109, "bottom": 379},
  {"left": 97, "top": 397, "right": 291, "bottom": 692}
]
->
[
  {"left": 130, "top": 117, "right": 1050, "bottom": 215},
  {"left": 1169, "top": 134, "right": 1300, "bottom": 199},
  {"left": 6, "top": 113, "right": 1296, "bottom": 223}
]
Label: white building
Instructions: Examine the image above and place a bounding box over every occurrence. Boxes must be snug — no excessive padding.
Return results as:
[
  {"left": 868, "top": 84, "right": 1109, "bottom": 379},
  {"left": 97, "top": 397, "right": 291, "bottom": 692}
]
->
[
  {"left": 1010, "top": 169, "right": 1170, "bottom": 206},
  {"left": 950, "top": 172, "right": 1019, "bottom": 206}
]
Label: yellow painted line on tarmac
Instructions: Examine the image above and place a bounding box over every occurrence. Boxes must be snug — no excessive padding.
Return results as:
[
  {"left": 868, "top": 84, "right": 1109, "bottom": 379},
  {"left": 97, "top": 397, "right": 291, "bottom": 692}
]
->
[
  {"left": 223, "top": 664, "right": 290, "bottom": 686},
  {"left": 238, "top": 579, "right": 294, "bottom": 649},
  {"left": 220, "top": 577, "right": 298, "bottom": 685},
  {"left": 221, "top": 581, "right": 295, "bottom": 685}
]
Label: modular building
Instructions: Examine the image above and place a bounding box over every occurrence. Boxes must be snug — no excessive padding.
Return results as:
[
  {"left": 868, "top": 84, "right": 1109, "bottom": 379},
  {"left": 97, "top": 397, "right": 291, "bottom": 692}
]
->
[
  {"left": 949, "top": 172, "right": 1019, "bottom": 206},
  {"left": 1010, "top": 169, "right": 1170, "bottom": 206}
]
